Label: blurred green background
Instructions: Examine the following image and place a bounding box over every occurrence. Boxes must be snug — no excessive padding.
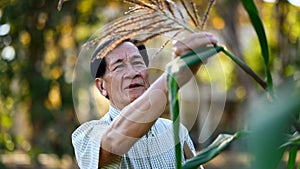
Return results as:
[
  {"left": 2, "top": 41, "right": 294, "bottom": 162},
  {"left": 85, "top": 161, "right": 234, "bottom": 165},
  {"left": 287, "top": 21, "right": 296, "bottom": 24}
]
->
[{"left": 0, "top": 0, "right": 299, "bottom": 168}]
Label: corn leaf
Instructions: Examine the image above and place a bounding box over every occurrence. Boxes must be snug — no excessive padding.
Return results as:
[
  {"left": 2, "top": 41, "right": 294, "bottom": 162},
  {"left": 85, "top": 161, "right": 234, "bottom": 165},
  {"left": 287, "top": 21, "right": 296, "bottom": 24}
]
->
[
  {"left": 167, "top": 68, "right": 182, "bottom": 169},
  {"left": 241, "top": 0, "right": 273, "bottom": 95},
  {"left": 288, "top": 146, "right": 297, "bottom": 169},
  {"left": 280, "top": 132, "right": 300, "bottom": 148},
  {"left": 182, "top": 131, "right": 246, "bottom": 169}
]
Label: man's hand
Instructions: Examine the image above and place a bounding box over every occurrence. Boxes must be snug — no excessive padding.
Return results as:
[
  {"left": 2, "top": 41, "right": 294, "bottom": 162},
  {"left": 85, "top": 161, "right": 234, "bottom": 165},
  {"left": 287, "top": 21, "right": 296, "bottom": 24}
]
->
[
  {"left": 172, "top": 32, "right": 218, "bottom": 57},
  {"left": 172, "top": 32, "right": 218, "bottom": 87}
]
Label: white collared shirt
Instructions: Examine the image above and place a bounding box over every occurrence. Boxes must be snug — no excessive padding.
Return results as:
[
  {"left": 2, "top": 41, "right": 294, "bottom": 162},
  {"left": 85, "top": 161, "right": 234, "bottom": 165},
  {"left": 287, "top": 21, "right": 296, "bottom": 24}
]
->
[{"left": 72, "top": 105, "right": 198, "bottom": 169}]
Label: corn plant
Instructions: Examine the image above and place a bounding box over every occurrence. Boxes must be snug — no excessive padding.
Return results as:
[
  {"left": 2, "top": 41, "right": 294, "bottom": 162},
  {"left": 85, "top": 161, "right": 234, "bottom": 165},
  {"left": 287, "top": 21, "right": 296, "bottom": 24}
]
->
[{"left": 57, "top": 0, "right": 299, "bottom": 168}]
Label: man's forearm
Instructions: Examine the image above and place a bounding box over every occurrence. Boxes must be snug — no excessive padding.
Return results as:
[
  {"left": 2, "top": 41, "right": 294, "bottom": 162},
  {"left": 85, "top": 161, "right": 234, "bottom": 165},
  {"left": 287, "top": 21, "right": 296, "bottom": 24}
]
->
[{"left": 99, "top": 74, "right": 168, "bottom": 166}]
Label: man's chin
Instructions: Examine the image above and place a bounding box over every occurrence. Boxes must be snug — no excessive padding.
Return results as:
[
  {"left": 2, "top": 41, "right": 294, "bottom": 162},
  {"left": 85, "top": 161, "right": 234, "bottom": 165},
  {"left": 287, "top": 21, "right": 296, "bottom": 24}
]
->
[
  {"left": 129, "top": 94, "right": 142, "bottom": 102},
  {"left": 128, "top": 91, "right": 144, "bottom": 101}
]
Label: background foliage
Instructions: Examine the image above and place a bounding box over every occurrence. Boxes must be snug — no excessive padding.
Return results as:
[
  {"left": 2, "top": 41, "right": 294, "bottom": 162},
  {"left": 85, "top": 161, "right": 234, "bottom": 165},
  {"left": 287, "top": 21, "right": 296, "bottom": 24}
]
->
[{"left": 0, "top": 0, "right": 299, "bottom": 168}]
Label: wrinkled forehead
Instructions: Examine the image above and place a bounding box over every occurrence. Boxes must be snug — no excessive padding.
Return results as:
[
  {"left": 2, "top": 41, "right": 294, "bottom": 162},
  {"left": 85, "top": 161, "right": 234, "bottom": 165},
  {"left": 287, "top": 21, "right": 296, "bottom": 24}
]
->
[{"left": 105, "top": 41, "right": 143, "bottom": 64}]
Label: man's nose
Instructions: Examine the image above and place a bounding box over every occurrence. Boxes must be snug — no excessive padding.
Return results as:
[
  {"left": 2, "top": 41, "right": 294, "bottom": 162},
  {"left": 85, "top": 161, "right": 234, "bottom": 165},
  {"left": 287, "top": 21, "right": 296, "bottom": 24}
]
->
[{"left": 124, "top": 65, "right": 140, "bottom": 78}]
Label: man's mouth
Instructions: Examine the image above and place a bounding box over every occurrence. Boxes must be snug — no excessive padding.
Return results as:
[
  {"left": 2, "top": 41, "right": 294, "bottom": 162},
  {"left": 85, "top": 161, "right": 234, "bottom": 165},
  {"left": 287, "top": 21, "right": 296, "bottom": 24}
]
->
[{"left": 127, "top": 83, "right": 144, "bottom": 89}]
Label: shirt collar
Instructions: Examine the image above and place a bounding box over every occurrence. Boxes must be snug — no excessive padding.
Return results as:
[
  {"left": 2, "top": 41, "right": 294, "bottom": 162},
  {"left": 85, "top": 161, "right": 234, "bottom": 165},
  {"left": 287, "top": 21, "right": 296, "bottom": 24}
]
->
[{"left": 108, "top": 105, "right": 120, "bottom": 121}]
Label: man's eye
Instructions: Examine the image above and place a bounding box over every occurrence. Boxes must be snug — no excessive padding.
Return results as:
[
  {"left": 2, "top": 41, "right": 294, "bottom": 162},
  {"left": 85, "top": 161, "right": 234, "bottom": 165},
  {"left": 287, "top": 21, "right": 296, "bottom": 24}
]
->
[
  {"left": 133, "top": 61, "right": 144, "bottom": 66},
  {"left": 112, "top": 64, "right": 124, "bottom": 71}
]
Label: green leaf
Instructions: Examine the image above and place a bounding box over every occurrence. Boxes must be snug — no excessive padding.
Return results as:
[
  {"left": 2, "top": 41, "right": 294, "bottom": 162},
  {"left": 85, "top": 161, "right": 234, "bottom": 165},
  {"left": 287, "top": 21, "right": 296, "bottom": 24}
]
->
[
  {"left": 177, "top": 45, "right": 268, "bottom": 91},
  {"left": 247, "top": 82, "right": 300, "bottom": 169},
  {"left": 182, "top": 131, "right": 246, "bottom": 169},
  {"left": 167, "top": 68, "right": 182, "bottom": 169},
  {"left": 179, "top": 46, "right": 222, "bottom": 67},
  {"left": 166, "top": 46, "right": 224, "bottom": 169},
  {"left": 241, "top": 0, "right": 273, "bottom": 96},
  {"left": 280, "top": 132, "right": 300, "bottom": 148},
  {"left": 221, "top": 47, "right": 267, "bottom": 90},
  {"left": 288, "top": 146, "right": 297, "bottom": 169}
]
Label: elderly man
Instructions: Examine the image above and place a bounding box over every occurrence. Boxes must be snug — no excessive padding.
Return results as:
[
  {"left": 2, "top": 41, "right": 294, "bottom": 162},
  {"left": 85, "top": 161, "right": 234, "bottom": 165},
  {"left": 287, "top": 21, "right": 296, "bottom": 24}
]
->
[{"left": 72, "top": 32, "right": 218, "bottom": 168}]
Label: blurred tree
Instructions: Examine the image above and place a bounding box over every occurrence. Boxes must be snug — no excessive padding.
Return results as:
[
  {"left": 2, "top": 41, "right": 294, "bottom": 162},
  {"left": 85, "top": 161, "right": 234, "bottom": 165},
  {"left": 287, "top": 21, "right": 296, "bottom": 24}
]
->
[
  {"left": 216, "top": 0, "right": 257, "bottom": 97},
  {"left": 0, "top": 0, "right": 127, "bottom": 167},
  {"left": 274, "top": 0, "right": 300, "bottom": 79}
]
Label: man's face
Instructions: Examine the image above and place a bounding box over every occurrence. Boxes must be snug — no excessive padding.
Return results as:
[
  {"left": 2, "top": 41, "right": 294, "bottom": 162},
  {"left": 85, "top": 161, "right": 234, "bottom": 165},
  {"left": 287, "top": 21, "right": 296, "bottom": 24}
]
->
[{"left": 99, "top": 41, "right": 150, "bottom": 110}]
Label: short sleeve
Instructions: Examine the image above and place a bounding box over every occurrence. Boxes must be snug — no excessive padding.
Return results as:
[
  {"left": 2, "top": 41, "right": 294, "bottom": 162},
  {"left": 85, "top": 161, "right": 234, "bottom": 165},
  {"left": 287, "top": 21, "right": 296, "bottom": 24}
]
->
[
  {"left": 179, "top": 123, "right": 196, "bottom": 155},
  {"left": 184, "top": 132, "right": 196, "bottom": 155},
  {"left": 72, "top": 120, "right": 109, "bottom": 169},
  {"left": 180, "top": 123, "right": 205, "bottom": 169}
]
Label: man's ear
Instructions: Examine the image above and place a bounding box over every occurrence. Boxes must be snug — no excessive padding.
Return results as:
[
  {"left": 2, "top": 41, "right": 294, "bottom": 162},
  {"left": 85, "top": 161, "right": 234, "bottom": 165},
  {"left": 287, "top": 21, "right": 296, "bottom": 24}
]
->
[{"left": 95, "top": 78, "right": 107, "bottom": 97}]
